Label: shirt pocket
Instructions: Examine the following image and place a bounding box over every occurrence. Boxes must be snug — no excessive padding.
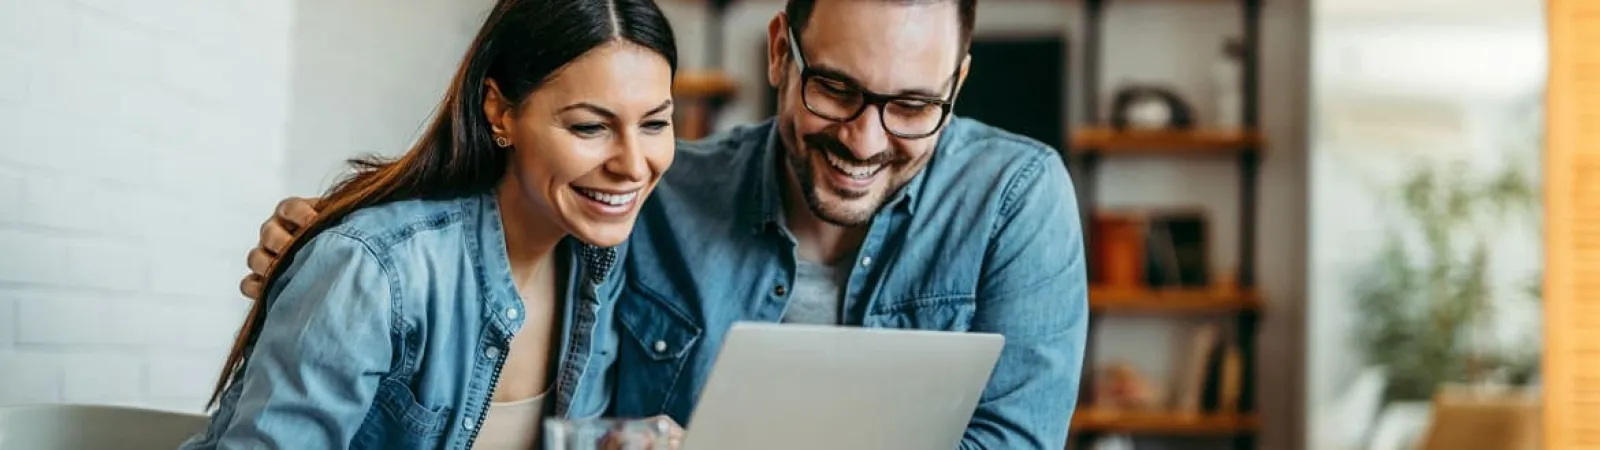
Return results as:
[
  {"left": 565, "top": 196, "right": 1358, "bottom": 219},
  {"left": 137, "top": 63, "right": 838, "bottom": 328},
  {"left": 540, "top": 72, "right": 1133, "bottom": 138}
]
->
[
  {"left": 615, "top": 284, "right": 702, "bottom": 415},
  {"left": 357, "top": 377, "right": 451, "bottom": 447},
  {"left": 864, "top": 295, "right": 977, "bottom": 331}
]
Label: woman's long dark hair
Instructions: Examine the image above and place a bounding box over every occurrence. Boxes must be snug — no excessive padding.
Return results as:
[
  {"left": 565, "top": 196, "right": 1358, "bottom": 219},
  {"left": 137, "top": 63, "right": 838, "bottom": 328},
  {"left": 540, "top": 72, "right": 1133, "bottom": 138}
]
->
[{"left": 206, "top": 0, "right": 678, "bottom": 409}]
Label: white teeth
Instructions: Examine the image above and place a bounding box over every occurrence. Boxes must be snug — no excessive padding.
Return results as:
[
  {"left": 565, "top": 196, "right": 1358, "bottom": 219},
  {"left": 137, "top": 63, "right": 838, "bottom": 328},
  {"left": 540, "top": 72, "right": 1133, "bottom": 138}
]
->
[
  {"left": 576, "top": 188, "right": 637, "bottom": 206},
  {"left": 824, "top": 152, "right": 883, "bottom": 179}
]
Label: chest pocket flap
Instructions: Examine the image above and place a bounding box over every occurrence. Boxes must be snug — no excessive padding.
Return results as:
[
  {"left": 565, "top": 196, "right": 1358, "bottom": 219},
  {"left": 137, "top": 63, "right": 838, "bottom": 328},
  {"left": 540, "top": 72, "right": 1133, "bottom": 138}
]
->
[{"left": 617, "top": 286, "right": 702, "bottom": 361}]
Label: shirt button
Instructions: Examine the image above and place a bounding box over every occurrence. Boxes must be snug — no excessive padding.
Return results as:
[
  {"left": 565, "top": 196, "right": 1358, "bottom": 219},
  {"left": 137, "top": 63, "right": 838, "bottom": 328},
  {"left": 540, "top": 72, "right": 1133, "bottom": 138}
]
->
[
  {"left": 861, "top": 256, "right": 872, "bottom": 267},
  {"left": 774, "top": 285, "right": 787, "bottom": 296},
  {"left": 505, "top": 308, "right": 518, "bottom": 320},
  {"left": 653, "top": 340, "right": 668, "bottom": 353},
  {"left": 462, "top": 420, "right": 475, "bottom": 431},
  {"left": 484, "top": 346, "right": 501, "bottom": 359}
]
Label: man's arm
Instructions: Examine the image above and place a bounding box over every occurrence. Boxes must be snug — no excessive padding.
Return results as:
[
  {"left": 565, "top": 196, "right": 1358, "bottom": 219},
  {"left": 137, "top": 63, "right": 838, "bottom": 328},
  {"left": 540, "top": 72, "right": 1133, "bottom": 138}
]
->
[
  {"left": 186, "top": 232, "right": 393, "bottom": 449},
  {"left": 961, "top": 149, "right": 1090, "bottom": 450}
]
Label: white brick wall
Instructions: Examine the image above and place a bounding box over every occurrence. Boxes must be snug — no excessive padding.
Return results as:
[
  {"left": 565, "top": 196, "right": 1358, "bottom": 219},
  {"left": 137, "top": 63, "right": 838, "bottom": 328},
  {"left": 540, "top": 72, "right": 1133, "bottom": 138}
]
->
[
  {"left": 0, "top": 0, "right": 294, "bottom": 412},
  {"left": 0, "top": 0, "right": 489, "bottom": 413}
]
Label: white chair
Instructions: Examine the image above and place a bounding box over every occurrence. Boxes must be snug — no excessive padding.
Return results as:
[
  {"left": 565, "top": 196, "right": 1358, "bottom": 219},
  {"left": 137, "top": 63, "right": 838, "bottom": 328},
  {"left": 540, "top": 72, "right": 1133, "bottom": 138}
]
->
[{"left": 0, "top": 404, "right": 208, "bottom": 450}]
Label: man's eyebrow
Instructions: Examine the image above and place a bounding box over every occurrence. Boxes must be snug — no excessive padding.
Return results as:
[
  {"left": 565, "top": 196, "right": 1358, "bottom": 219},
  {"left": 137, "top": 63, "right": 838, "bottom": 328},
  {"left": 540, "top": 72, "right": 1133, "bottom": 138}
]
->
[{"left": 808, "top": 63, "right": 946, "bottom": 99}]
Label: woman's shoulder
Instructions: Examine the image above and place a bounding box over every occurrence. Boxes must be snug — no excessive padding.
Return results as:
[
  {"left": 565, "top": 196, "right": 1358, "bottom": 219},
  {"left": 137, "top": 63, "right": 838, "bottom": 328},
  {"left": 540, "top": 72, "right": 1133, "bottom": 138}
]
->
[
  {"left": 270, "top": 195, "right": 483, "bottom": 312},
  {"left": 322, "top": 196, "right": 476, "bottom": 252}
]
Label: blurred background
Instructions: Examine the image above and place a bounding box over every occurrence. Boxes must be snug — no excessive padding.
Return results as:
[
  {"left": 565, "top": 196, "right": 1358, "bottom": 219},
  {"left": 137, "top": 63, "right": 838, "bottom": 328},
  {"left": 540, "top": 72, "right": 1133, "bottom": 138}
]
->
[{"left": 0, "top": 0, "right": 1551, "bottom": 449}]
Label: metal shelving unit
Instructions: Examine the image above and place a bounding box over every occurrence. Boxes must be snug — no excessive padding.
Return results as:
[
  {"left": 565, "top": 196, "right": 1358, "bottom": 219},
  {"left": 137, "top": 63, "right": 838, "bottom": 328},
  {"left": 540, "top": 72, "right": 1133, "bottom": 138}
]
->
[{"left": 1066, "top": 0, "right": 1265, "bottom": 448}]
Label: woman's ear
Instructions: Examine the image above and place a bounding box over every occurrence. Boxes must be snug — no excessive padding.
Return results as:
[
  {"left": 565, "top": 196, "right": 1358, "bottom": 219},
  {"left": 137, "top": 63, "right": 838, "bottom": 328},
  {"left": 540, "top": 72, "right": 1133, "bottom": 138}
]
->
[{"left": 482, "top": 78, "right": 510, "bottom": 136}]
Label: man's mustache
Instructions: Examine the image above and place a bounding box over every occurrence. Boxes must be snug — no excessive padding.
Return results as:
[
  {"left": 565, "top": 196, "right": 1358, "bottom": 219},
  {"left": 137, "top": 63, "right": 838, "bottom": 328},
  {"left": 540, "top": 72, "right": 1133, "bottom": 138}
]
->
[{"left": 802, "top": 132, "right": 901, "bottom": 166}]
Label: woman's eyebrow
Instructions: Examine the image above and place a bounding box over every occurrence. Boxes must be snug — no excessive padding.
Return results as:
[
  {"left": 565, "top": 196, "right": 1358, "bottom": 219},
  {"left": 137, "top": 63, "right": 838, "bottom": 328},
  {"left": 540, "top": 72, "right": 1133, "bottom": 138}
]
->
[
  {"left": 557, "top": 102, "right": 617, "bottom": 119},
  {"left": 644, "top": 99, "right": 673, "bottom": 116}
]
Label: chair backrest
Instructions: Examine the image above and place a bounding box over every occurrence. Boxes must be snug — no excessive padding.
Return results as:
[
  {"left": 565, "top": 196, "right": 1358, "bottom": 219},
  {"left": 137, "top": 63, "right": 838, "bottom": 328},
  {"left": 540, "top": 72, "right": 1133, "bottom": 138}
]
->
[
  {"left": 0, "top": 404, "right": 208, "bottom": 450},
  {"left": 1418, "top": 386, "right": 1541, "bottom": 450}
]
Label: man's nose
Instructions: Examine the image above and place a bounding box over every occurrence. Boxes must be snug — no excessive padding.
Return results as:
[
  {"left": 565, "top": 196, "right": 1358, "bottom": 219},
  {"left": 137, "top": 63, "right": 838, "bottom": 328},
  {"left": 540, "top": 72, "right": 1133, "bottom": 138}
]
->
[{"left": 836, "top": 105, "right": 891, "bottom": 159}]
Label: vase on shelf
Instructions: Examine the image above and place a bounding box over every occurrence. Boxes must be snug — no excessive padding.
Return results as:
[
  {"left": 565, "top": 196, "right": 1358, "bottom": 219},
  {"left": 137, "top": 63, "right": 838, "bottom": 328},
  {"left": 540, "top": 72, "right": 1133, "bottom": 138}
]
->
[{"left": 1211, "top": 37, "right": 1245, "bottom": 129}]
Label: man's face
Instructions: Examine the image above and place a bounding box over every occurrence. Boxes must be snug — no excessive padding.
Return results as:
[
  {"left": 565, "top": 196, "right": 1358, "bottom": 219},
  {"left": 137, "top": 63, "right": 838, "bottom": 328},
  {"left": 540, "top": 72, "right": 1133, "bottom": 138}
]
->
[{"left": 766, "top": 0, "right": 968, "bottom": 227}]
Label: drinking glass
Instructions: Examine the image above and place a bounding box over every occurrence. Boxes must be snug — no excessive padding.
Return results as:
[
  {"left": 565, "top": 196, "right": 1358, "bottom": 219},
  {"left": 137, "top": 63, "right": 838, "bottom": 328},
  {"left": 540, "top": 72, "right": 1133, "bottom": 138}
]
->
[{"left": 544, "top": 417, "right": 674, "bottom": 450}]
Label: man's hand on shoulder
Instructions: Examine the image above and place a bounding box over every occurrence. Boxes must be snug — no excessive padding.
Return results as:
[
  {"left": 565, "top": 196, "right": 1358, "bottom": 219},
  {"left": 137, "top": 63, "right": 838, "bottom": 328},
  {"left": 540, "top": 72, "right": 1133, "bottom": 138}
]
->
[{"left": 240, "top": 196, "right": 322, "bottom": 300}]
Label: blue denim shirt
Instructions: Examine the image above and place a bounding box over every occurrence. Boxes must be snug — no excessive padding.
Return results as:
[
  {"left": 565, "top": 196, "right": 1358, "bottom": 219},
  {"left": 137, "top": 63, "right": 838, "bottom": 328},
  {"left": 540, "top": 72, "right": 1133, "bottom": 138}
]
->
[
  {"left": 613, "top": 117, "right": 1090, "bottom": 449},
  {"left": 180, "top": 192, "right": 625, "bottom": 449}
]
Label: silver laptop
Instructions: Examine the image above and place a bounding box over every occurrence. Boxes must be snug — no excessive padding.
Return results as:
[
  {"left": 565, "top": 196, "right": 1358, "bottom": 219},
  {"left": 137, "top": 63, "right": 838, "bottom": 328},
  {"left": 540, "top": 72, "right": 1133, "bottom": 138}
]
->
[{"left": 679, "top": 322, "right": 1005, "bottom": 450}]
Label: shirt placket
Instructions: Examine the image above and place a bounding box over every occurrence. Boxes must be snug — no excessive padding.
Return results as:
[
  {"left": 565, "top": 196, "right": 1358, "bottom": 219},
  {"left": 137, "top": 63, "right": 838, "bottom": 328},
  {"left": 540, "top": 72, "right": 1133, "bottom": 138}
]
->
[
  {"left": 842, "top": 209, "right": 900, "bottom": 326},
  {"left": 551, "top": 244, "right": 612, "bottom": 417}
]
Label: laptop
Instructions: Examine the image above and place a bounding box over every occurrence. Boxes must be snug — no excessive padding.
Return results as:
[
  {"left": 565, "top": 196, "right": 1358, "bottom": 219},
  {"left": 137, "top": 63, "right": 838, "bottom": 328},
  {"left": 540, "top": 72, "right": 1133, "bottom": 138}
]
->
[{"left": 679, "top": 322, "right": 1005, "bottom": 450}]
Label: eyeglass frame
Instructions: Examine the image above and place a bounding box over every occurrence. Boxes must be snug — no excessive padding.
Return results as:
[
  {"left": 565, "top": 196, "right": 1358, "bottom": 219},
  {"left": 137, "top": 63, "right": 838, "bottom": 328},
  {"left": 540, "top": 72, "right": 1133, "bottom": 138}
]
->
[{"left": 784, "top": 24, "right": 962, "bottom": 140}]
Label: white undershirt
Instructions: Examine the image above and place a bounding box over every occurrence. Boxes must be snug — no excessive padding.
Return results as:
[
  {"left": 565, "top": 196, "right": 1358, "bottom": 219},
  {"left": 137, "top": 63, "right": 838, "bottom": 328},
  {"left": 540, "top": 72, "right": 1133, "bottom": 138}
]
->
[{"left": 471, "top": 390, "right": 549, "bottom": 450}]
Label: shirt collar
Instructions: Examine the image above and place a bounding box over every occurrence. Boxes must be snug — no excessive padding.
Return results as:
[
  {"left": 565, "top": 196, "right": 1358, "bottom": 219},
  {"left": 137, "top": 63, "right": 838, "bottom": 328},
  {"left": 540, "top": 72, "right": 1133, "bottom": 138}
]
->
[
  {"left": 737, "top": 120, "right": 785, "bottom": 235},
  {"left": 891, "top": 116, "right": 968, "bottom": 215}
]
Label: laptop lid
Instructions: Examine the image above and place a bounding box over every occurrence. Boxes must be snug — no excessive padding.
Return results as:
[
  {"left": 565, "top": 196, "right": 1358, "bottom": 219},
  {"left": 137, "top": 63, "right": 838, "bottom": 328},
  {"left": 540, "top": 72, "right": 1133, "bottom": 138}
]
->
[{"left": 680, "top": 322, "right": 1005, "bottom": 450}]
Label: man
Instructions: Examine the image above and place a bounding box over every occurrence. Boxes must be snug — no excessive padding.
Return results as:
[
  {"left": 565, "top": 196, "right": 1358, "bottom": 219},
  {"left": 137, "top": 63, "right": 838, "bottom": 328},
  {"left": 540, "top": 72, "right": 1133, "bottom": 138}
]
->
[{"left": 244, "top": 0, "right": 1088, "bottom": 447}]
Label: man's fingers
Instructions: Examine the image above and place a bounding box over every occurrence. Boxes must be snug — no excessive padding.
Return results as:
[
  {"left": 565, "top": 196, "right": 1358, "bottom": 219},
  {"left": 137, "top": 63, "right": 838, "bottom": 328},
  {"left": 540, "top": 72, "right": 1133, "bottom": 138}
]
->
[
  {"left": 260, "top": 218, "right": 294, "bottom": 255},
  {"left": 593, "top": 416, "right": 682, "bottom": 450},
  {"left": 274, "top": 197, "right": 319, "bottom": 231},
  {"left": 239, "top": 274, "right": 264, "bottom": 300},
  {"left": 242, "top": 196, "right": 319, "bottom": 302},
  {"left": 647, "top": 415, "right": 685, "bottom": 448},
  {"left": 247, "top": 247, "right": 275, "bottom": 277},
  {"left": 665, "top": 420, "right": 684, "bottom": 439}
]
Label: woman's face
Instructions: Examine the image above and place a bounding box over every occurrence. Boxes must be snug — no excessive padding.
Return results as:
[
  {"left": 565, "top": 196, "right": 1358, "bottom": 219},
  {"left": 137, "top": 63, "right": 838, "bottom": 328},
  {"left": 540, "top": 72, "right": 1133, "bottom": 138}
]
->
[{"left": 486, "top": 41, "right": 676, "bottom": 248}]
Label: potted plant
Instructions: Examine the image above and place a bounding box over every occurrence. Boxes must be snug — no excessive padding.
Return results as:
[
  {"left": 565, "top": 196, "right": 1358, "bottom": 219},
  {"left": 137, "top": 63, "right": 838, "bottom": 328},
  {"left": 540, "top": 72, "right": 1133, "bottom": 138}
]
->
[{"left": 1352, "top": 157, "right": 1541, "bottom": 405}]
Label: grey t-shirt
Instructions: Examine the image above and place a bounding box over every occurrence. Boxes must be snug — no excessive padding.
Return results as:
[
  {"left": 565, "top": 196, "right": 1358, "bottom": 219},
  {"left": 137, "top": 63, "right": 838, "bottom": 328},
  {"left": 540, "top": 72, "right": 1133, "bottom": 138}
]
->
[{"left": 780, "top": 258, "right": 849, "bottom": 325}]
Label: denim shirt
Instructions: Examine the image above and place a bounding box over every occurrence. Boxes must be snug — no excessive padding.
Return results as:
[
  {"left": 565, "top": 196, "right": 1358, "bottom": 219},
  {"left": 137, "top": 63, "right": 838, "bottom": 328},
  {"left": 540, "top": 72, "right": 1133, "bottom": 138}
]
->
[
  {"left": 181, "top": 193, "right": 625, "bottom": 450},
  {"left": 613, "top": 117, "right": 1090, "bottom": 449}
]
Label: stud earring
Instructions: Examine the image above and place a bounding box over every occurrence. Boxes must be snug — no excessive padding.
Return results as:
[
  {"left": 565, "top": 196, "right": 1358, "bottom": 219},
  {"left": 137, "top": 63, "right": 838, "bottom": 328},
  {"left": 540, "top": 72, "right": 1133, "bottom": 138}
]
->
[{"left": 494, "top": 136, "right": 511, "bottom": 148}]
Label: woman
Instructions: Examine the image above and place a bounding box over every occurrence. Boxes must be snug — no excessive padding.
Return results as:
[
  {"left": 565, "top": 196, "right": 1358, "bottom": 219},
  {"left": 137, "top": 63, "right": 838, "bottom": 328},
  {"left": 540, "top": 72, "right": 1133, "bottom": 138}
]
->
[{"left": 181, "top": 0, "right": 678, "bottom": 448}]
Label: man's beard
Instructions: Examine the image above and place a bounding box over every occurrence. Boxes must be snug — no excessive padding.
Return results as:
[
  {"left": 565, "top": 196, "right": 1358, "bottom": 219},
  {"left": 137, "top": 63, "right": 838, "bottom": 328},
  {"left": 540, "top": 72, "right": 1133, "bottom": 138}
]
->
[{"left": 784, "top": 130, "right": 903, "bottom": 227}]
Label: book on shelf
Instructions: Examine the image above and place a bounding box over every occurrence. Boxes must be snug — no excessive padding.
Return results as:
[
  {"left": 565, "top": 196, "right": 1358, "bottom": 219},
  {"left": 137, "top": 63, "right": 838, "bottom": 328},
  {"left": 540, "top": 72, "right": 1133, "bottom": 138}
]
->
[
  {"left": 1170, "top": 323, "right": 1243, "bottom": 414},
  {"left": 1171, "top": 323, "right": 1219, "bottom": 413},
  {"left": 1145, "top": 210, "right": 1208, "bottom": 288}
]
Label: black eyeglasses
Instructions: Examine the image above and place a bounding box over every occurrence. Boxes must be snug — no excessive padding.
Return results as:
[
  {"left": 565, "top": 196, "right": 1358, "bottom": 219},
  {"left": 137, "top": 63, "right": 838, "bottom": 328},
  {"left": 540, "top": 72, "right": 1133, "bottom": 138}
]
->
[{"left": 786, "top": 26, "right": 960, "bottom": 139}]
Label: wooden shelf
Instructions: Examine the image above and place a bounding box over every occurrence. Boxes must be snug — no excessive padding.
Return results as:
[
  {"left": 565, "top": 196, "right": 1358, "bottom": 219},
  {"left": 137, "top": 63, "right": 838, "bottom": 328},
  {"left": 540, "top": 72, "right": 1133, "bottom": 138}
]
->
[
  {"left": 673, "top": 70, "right": 739, "bottom": 140},
  {"left": 673, "top": 70, "right": 738, "bottom": 99},
  {"left": 1071, "top": 409, "right": 1259, "bottom": 435},
  {"left": 1089, "top": 286, "right": 1262, "bottom": 313},
  {"left": 1070, "top": 127, "right": 1264, "bottom": 155}
]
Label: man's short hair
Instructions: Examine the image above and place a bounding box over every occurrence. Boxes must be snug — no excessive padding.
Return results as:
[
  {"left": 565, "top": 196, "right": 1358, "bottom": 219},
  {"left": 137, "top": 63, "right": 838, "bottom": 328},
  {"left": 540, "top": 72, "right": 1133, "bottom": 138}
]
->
[{"left": 784, "top": 0, "right": 978, "bottom": 49}]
